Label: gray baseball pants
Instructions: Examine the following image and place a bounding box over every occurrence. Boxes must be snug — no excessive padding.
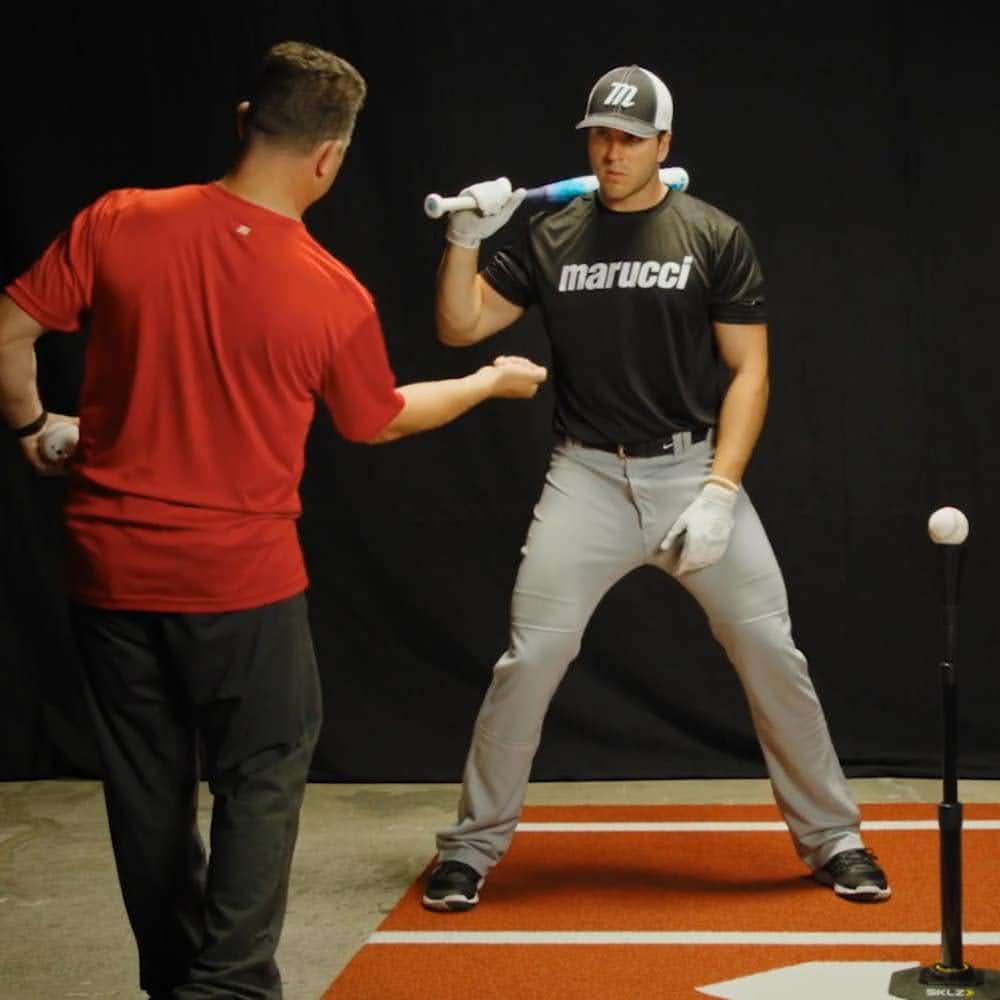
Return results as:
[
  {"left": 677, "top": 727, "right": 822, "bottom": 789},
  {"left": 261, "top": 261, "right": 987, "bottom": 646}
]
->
[{"left": 436, "top": 435, "right": 864, "bottom": 874}]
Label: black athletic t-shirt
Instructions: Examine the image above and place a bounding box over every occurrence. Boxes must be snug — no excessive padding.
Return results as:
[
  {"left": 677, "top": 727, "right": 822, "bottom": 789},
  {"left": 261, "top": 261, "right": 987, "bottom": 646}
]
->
[{"left": 482, "top": 190, "right": 766, "bottom": 444}]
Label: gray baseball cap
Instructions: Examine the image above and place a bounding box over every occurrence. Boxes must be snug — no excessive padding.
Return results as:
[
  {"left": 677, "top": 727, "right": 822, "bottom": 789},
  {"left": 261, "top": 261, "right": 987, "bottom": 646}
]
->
[{"left": 575, "top": 65, "right": 673, "bottom": 137}]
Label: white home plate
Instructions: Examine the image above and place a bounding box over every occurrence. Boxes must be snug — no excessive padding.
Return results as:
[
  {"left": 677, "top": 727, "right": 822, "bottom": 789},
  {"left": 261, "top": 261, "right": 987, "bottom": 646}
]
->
[{"left": 697, "top": 961, "right": 919, "bottom": 999}]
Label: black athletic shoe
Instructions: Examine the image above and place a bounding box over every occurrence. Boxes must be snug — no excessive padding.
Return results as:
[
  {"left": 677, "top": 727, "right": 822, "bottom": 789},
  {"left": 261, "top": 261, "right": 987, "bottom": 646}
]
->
[
  {"left": 814, "top": 848, "right": 892, "bottom": 901},
  {"left": 422, "top": 860, "right": 484, "bottom": 912}
]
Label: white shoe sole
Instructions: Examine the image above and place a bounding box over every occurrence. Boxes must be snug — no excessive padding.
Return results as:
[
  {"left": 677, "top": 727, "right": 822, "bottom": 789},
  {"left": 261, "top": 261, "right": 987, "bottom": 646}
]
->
[
  {"left": 814, "top": 869, "right": 892, "bottom": 901},
  {"left": 422, "top": 878, "right": 485, "bottom": 912}
]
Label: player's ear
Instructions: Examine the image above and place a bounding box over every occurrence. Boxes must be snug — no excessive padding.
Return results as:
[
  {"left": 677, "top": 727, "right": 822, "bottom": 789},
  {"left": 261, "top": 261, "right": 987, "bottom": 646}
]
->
[
  {"left": 236, "top": 101, "right": 251, "bottom": 140},
  {"left": 658, "top": 131, "right": 672, "bottom": 163}
]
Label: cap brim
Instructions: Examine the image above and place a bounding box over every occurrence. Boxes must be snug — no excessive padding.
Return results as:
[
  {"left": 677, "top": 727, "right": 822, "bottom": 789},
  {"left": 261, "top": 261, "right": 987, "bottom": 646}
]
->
[{"left": 575, "top": 113, "right": 661, "bottom": 138}]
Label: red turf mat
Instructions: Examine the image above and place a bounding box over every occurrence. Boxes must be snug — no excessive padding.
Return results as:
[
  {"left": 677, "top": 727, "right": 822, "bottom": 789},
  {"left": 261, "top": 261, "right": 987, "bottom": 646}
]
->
[{"left": 322, "top": 803, "right": 1000, "bottom": 1000}]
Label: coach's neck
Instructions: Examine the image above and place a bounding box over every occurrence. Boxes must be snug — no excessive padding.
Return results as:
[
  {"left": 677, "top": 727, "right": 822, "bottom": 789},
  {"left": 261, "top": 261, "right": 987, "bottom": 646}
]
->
[{"left": 217, "top": 103, "right": 347, "bottom": 220}]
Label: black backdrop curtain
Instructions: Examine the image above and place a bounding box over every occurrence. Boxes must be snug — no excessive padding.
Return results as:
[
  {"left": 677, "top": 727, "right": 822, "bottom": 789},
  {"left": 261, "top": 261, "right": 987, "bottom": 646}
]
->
[{"left": 2, "top": 3, "right": 998, "bottom": 781}]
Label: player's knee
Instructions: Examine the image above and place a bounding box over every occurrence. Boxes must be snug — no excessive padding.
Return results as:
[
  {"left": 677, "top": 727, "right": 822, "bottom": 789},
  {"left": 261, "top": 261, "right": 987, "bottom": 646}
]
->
[
  {"left": 710, "top": 612, "right": 805, "bottom": 674},
  {"left": 507, "top": 623, "right": 584, "bottom": 672},
  {"left": 510, "top": 585, "right": 590, "bottom": 633},
  {"left": 484, "top": 629, "right": 580, "bottom": 717}
]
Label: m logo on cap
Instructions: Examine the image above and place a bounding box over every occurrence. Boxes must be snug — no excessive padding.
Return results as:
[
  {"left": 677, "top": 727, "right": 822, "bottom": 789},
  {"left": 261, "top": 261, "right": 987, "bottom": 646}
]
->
[
  {"left": 604, "top": 82, "right": 638, "bottom": 108},
  {"left": 576, "top": 65, "right": 674, "bottom": 136}
]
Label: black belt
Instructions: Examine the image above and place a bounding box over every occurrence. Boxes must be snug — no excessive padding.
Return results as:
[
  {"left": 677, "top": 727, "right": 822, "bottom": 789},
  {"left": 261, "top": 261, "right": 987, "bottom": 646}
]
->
[{"left": 574, "top": 427, "right": 710, "bottom": 459}]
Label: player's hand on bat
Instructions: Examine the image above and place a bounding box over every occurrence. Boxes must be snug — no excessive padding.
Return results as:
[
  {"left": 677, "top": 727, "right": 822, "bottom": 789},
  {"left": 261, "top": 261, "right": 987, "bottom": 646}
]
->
[
  {"left": 481, "top": 355, "right": 547, "bottom": 398},
  {"left": 447, "top": 177, "right": 526, "bottom": 249},
  {"left": 660, "top": 481, "right": 739, "bottom": 575}
]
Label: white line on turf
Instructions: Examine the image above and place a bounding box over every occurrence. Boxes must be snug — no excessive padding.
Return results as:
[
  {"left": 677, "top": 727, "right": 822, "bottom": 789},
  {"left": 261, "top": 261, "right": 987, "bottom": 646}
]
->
[
  {"left": 369, "top": 931, "right": 1000, "bottom": 946},
  {"left": 514, "top": 820, "right": 1000, "bottom": 832}
]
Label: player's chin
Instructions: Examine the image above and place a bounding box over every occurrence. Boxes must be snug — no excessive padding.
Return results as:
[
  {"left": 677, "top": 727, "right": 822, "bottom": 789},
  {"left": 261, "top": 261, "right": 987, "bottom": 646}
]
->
[
  {"left": 599, "top": 179, "right": 640, "bottom": 205},
  {"left": 598, "top": 174, "right": 628, "bottom": 193}
]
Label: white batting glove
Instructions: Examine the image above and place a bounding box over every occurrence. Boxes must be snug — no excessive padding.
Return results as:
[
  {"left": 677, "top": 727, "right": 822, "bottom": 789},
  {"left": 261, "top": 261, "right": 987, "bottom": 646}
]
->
[
  {"left": 660, "top": 481, "right": 739, "bottom": 575},
  {"left": 446, "top": 177, "right": 526, "bottom": 249}
]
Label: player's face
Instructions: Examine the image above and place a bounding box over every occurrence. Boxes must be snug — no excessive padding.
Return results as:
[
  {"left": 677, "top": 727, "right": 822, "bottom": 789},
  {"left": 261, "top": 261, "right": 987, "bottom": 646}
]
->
[{"left": 588, "top": 128, "right": 671, "bottom": 211}]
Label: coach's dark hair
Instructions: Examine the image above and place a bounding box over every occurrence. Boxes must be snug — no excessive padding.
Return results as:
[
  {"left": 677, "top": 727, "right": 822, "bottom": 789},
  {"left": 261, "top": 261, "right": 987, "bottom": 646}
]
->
[{"left": 246, "top": 42, "right": 366, "bottom": 150}]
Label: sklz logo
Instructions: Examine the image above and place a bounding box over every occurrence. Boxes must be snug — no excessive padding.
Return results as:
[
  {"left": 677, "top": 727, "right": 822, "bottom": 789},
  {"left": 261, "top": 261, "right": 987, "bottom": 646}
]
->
[
  {"left": 926, "top": 989, "right": 977, "bottom": 997},
  {"left": 559, "top": 257, "right": 694, "bottom": 293},
  {"left": 604, "top": 82, "right": 638, "bottom": 108}
]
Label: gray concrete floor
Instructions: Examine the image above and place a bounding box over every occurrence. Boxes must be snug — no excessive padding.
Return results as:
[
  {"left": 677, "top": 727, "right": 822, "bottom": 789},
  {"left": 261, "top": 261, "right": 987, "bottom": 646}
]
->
[{"left": 3, "top": 777, "right": 999, "bottom": 999}]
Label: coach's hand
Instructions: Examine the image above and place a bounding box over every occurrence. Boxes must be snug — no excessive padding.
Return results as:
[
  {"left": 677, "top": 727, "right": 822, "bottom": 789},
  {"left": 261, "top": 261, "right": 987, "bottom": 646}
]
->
[
  {"left": 19, "top": 413, "right": 80, "bottom": 477},
  {"left": 482, "top": 355, "right": 547, "bottom": 398},
  {"left": 447, "top": 177, "right": 526, "bottom": 249},
  {"left": 661, "top": 481, "right": 739, "bottom": 575}
]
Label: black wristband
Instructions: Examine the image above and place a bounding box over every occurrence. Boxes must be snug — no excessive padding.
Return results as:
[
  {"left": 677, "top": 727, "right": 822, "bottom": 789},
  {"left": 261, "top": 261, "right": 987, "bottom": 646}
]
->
[{"left": 12, "top": 411, "right": 47, "bottom": 438}]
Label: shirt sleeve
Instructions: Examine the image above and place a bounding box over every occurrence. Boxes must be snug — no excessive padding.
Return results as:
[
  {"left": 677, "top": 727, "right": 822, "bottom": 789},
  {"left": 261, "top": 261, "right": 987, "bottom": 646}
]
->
[
  {"left": 5, "top": 192, "right": 120, "bottom": 332},
  {"left": 709, "top": 223, "right": 767, "bottom": 325},
  {"left": 481, "top": 225, "right": 536, "bottom": 308},
  {"left": 321, "top": 308, "right": 405, "bottom": 443}
]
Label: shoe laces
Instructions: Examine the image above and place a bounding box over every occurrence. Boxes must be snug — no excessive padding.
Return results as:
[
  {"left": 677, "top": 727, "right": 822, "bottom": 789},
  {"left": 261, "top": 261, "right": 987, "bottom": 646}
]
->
[
  {"left": 828, "top": 848, "right": 881, "bottom": 873},
  {"left": 435, "top": 860, "right": 478, "bottom": 878}
]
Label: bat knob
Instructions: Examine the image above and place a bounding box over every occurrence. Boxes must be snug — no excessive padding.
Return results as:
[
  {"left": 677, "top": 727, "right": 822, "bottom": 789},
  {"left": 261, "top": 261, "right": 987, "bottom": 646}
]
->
[{"left": 424, "top": 193, "right": 445, "bottom": 219}]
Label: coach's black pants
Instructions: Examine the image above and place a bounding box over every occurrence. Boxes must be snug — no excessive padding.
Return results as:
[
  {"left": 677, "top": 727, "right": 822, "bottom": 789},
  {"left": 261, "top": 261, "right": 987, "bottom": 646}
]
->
[{"left": 72, "top": 593, "right": 322, "bottom": 1000}]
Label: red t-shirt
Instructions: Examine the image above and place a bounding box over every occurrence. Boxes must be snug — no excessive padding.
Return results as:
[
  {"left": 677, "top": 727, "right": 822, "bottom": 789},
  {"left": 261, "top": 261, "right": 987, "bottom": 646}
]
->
[{"left": 6, "top": 184, "right": 404, "bottom": 611}]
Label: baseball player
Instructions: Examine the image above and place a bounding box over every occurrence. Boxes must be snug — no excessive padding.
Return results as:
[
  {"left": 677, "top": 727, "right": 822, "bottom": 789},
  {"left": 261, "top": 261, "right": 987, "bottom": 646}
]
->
[{"left": 423, "top": 65, "right": 891, "bottom": 910}]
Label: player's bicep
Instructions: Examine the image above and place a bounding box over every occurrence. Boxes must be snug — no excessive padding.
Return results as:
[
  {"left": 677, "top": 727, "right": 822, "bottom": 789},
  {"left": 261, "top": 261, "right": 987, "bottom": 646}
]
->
[
  {"left": 474, "top": 276, "right": 525, "bottom": 339},
  {"left": 713, "top": 321, "right": 768, "bottom": 378}
]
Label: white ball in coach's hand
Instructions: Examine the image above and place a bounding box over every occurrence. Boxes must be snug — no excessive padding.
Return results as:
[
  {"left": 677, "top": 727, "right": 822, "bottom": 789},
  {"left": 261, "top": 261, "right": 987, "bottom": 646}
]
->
[
  {"left": 928, "top": 506, "right": 969, "bottom": 545},
  {"left": 39, "top": 422, "right": 80, "bottom": 462}
]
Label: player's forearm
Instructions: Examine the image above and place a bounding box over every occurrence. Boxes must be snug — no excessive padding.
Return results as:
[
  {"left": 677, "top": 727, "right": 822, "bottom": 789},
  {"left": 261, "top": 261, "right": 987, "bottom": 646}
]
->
[
  {"left": 711, "top": 367, "right": 769, "bottom": 485},
  {"left": 374, "top": 369, "right": 495, "bottom": 442},
  {"left": 435, "top": 245, "right": 485, "bottom": 345},
  {"left": 0, "top": 340, "right": 43, "bottom": 429}
]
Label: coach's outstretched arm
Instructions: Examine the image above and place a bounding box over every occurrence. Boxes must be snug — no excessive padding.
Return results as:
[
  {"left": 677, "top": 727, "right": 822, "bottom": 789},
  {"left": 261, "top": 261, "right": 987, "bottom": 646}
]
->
[
  {"left": 372, "top": 356, "right": 546, "bottom": 443},
  {"left": 436, "top": 178, "right": 526, "bottom": 346}
]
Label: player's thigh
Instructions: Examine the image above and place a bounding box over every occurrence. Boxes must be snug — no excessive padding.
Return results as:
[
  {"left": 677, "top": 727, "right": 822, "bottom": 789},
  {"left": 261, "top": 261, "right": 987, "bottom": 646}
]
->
[
  {"left": 513, "top": 448, "right": 644, "bottom": 632},
  {"left": 666, "top": 491, "right": 789, "bottom": 625}
]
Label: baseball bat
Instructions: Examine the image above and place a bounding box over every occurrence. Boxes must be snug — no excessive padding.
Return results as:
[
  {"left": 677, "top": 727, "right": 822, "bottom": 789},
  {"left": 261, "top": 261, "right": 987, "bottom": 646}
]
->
[{"left": 424, "top": 166, "right": 689, "bottom": 219}]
